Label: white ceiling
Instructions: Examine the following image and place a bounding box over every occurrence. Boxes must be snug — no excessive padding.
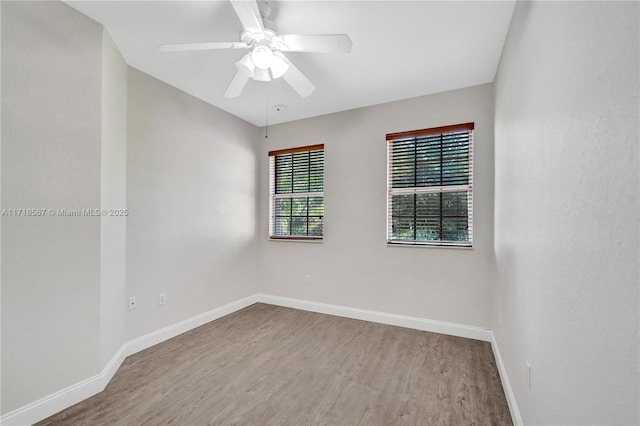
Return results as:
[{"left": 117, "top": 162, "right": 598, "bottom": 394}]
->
[{"left": 66, "top": 1, "right": 515, "bottom": 126}]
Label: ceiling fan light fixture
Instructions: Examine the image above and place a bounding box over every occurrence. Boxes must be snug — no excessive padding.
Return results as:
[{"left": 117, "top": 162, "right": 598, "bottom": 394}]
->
[
  {"left": 270, "top": 53, "right": 289, "bottom": 79},
  {"left": 236, "top": 53, "right": 255, "bottom": 76},
  {"left": 251, "top": 45, "right": 274, "bottom": 69},
  {"left": 253, "top": 67, "right": 271, "bottom": 82}
]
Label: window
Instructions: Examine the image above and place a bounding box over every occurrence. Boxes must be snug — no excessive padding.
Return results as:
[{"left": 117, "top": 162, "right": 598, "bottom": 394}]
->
[
  {"left": 269, "top": 144, "right": 324, "bottom": 240},
  {"left": 386, "top": 123, "right": 473, "bottom": 247}
]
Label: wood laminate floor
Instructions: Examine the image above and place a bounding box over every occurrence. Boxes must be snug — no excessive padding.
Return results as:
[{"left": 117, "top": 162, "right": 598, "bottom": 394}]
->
[{"left": 39, "top": 303, "right": 512, "bottom": 426}]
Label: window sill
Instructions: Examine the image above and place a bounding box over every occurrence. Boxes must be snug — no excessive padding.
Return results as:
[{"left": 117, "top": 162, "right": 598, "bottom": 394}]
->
[
  {"left": 269, "top": 237, "right": 323, "bottom": 243},
  {"left": 386, "top": 241, "right": 473, "bottom": 250}
]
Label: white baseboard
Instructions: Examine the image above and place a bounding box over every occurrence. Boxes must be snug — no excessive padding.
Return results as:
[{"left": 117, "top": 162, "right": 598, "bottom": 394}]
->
[
  {"left": 0, "top": 346, "right": 127, "bottom": 426},
  {"left": 1, "top": 293, "right": 501, "bottom": 426},
  {"left": 0, "top": 294, "right": 259, "bottom": 426},
  {"left": 256, "top": 294, "right": 492, "bottom": 342},
  {"left": 491, "top": 331, "right": 523, "bottom": 426},
  {"left": 124, "top": 294, "right": 259, "bottom": 356}
]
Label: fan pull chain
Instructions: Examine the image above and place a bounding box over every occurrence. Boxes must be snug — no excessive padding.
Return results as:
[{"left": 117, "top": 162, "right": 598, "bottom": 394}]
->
[{"left": 265, "top": 89, "right": 269, "bottom": 139}]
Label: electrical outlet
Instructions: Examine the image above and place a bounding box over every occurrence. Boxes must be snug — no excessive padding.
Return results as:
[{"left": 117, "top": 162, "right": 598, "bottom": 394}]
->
[
  {"left": 159, "top": 293, "right": 166, "bottom": 305},
  {"left": 128, "top": 297, "right": 137, "bottom": 310},
  {"left": 304, "top": 274, "right": 311, "bottom": 284},
  {"left": 526, "top": 361, "right": 532, "bottom": 390}
]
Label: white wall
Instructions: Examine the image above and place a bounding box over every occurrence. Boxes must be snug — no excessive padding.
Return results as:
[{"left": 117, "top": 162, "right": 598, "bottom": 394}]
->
[
  {"left": 258, "top": 84, "right": 495, "bottom": 328},
  {"left": 126, "top": 68, "right": 260, "bottom": 340},
  {"left": 493, "top": 2, "right": 639, "bottom": 424},
  {"left": 1, "top": 1, "right": 261, "bottom": 414},
  {"left": 100, "top": 30, "right": 128, "bottom": 368},
  {"left": 1, "top": 1, "right": 103, "bottom": 413}
]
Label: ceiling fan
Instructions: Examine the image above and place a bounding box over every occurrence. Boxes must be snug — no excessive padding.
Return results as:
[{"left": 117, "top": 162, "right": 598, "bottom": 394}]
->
[{"left": 158, "top": 0, "right": 352, "bottom": 99}]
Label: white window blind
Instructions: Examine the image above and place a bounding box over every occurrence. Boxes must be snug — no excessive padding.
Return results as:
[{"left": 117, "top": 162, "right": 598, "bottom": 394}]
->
[
  {"left": 386, "top": 123, "right": 474, "bottom": 246},
  {"left": 269, "top": 144, "right": 324, "bottom": 239}
]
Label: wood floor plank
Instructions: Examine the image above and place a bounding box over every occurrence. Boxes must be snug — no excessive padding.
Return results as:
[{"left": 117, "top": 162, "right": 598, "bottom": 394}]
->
[{"left": 37, "top": 304, "right": 512, "bottom": 426}]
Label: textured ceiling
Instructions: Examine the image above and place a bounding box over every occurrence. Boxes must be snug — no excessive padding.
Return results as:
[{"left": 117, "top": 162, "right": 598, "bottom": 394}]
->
[{"left": 66, "top": 1, "right": 515, "bottom": 126}]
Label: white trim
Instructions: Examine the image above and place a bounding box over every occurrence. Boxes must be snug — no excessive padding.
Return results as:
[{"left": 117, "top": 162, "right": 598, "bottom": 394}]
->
[
  {"left": 125, "top": 294, "right": 258, "bottom": 356},
  {"left": 491, "top": 331, "right": 523, "bottom": 426},
  {"left": 0, "top": 346, "right": 126, "bottom": 426},
  {"left": 0, "top": 294, "right": 259, "bottom": 426},
  {"left": 256, "top": 294, "right": 491, "bottom": 342}
]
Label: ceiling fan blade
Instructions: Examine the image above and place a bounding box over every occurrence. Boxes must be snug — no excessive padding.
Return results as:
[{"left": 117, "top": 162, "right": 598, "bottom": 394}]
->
[
  {"left": 224, "top": 70, "right": 251, "bottom": 98},
  {"left": 278, "top": 34, "right": 353, "bottom": 53},
  {"left": 229, "top": 0, "right": 264, "bottom": 34},
  {"left": 277, "top": 53, "right": 315, "bottom": 98},
  {"left": 158, "top": 41, "right": 248, "bottom": 52}
]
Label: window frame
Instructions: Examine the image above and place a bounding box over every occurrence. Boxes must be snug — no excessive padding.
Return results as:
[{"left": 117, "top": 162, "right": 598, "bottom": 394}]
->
[
  {"left": 386, "top": 123, "right": 474, "bottom": 248},
  {"left": 268, "top": 144, "right": 325, "bottom": 241}
]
